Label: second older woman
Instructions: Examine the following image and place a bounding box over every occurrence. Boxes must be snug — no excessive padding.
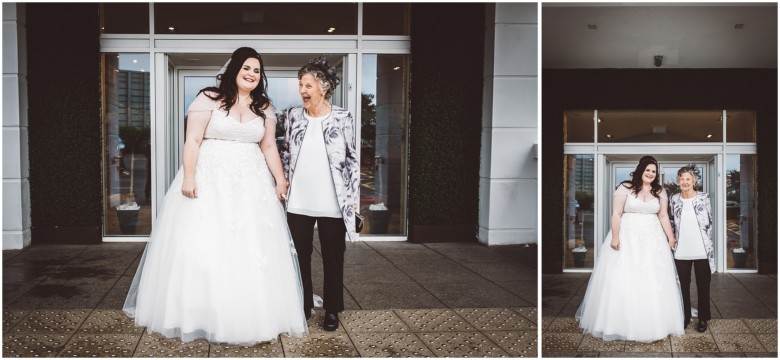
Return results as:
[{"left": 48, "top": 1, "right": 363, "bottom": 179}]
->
[
  {"left": 670, "top": 165, "right": 714, "bottom": 333},
  {"left": 281, "top": 57, "right": 359, "bottom": 331}
]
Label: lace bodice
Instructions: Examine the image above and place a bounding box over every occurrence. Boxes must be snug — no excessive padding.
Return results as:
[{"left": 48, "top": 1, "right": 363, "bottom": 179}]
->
[
  {"left": 187, "top": 92, "right": 276, "bottom": 143},
  {"left": 623, "top": 194, "right": 661, "bottom": 214},
  {"left": 614, "top": 184, "right": 662, "bottom": 215}
]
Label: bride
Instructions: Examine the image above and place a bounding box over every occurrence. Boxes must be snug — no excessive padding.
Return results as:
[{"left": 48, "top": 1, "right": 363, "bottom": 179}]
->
[
  {"left": 123, "top": 47, "right": 308, "bottom": 345},
  {"left": 576, "top": 155, "right": 685, "bottom": 342}
]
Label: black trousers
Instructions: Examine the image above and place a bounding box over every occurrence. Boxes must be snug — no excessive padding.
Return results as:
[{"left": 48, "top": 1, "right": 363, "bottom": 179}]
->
[
  {"left": 675, "top": 259, "right": 711, "bottom": 323},
  {"left": 287, "top": 213, "right": 346, "bottom": 317}
]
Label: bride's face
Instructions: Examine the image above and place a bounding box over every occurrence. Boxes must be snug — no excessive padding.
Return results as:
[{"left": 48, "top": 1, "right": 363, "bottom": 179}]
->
[
  {"left": 236, "top": 58, "right": 261, "bottom": 94},
  {"left": 642, "top": 164, "right": 657, "bottom": 185}
]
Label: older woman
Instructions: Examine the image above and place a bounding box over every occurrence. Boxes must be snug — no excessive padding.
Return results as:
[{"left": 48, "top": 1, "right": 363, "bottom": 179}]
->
[
  {"left": 281, "top": 57, "right": 359, "bottom": 331},
  {"left": 670, "top": 165, "right": 714, "bottom": 333}
]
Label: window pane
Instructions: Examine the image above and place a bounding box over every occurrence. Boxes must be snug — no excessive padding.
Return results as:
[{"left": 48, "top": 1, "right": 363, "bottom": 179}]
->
[
  {"left": 597, "top": 110, "right": 723, "bottom": 142},
  {"left": 155, "top": 3, "right": 357, "bottom": 35},
  {"left": 103, "top": 53, "right": 152, "bottom": 236},
  {"left": 360, "top": 54, "right": 409, "bottom": 235},
  {"left": 565, "top": 154, "right": 595, "bottom": 269},
  {"left": 565, "top": 110, "right": 594, "bottom": 142},
  {"left": 100, "top": 3, "right": 149, "bottom": 34},
  {"left": 726, "top": 154, "right": 757, "bottom": 270},
  {"left": 363, "top": 3, "right": 410, "bottom": 35},
  {"left": 726, "top": 110, "right": 756, "bottom": 142}
]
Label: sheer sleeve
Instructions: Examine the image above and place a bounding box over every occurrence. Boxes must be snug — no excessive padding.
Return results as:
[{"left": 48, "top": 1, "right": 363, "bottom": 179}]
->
[
  {"left": 187, "top": 92, "right": 218, "bottom": 114},
  {"left": 613, "top": 183, "right": 631, "bottom": 197},
  {"left": 263, "top": 104, "right": 278, "bottom": 124}
]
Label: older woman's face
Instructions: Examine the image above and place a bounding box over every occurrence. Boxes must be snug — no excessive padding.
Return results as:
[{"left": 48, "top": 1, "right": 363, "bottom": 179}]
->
[
  {"left": 236, "top": 58, "right": 261, "bottom": 94},
  {"left": 641, "top": 164, "right": 657, "bottom": 184},
  {"left": 299, "top": 73, "right": 326, "bottom": 112},
  {"left": 678, "top": 172, "right": 695, "bottom": 192}
]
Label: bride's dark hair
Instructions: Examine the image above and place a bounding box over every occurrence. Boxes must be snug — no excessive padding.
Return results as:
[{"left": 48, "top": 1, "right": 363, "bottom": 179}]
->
[
  {"left": 619, "top": 155, "right": 663, "bottom": 199},
  {"left": 199, "top": 47, "right": 271, "bottom": 120}
]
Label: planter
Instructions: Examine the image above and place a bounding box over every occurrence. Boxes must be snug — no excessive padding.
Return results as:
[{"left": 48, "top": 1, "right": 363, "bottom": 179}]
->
[
  {"left": 732, "top": 251, "right": 747, "bottom": 268},
  {"left": 116, "top": 209, "right": 139, "bottom": 234},
  {"left": 368, "top": 209, "right": 390, "bottom": 234},
  {"left": 572, "top": 250, "right": 587, "bottom": 268}
]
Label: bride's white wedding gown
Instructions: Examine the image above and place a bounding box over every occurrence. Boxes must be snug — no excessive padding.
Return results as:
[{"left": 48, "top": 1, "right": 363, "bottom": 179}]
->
[
  {"left": 123, "top": 93, "right": 308, "bottom": 345},
  {"left": 576, "top": 188, "right": 685, "bottom": 342}
]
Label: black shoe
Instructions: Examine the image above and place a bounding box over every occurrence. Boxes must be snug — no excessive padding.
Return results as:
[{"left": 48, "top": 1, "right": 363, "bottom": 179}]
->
[
  {"left": 684, "top": 319, "right": 690, "bottom": 329},
  {"left": 324, "top": 312, "right": 339, "bottom": 331},
  {"left": 696, "top": 320, "right": 708, "bottom": 333}
]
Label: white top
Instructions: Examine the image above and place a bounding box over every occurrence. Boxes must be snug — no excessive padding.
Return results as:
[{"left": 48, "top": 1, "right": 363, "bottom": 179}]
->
[
  {"left": 287, "top": 110, "right": 342, "bottom": 218},
  {"left": 674, "top": 197, "right": 707, "bottom": 260}
]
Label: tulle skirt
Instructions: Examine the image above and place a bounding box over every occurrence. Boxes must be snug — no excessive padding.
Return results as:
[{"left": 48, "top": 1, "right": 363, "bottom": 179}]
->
[
  {"left": 576, "top": 212, "right": 685, "bottom": 342},
  {"left": 124, "top": 140, "right": 308, "bottom": 345}
]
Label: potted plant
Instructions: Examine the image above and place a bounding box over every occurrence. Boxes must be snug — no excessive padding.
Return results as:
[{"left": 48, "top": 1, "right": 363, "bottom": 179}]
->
[
  {"left": 116, "top": 200, "right": 140, "bottom": 234},
  {"left": 572, "top": 242, "right": 587, "bottom": 268},
  {"left": 115, "top": 152, "right": 140, "bottom": 234},
  {"left": 732, "top": 247, "right": 747, "bottom": 268},
  {"left": 368, "top": 203, "right": 390, "bottom": 234}
]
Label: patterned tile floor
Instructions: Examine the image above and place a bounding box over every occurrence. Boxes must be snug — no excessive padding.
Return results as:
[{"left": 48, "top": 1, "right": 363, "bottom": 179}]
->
[
  {"left": 542, "top": 272, "right": 778, "bottom": 357},
  {"left": 3, "top": 241, "right": 537, "bottom": 357}
]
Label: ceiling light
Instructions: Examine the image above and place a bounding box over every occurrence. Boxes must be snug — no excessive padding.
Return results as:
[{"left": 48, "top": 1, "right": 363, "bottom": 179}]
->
[
  {"left": 706, "top": 134, "right": 713, "bottom": 138},
  {"left": 185, "top": 58, "right": 201, "bottom": 62},
  {"left": 734, "top": 24, "right": 744, "bottom": 29},
  {"left": 327, "top": 27, "right": 336, "bottom": 33},
  {"left": 606, "top": 134, "right": 612, "bottom": 138},
  {"left": 132, "top": 59, "right": 138, "bottom": 63},
  {"left": 597, "top": 117, "right": 602, "bottom": 123},
  {"left": 168, "top": 26, "right": 175, "bottom": 32},
  {"left": 393, "top": 66, "right": 401, "bottom": 71},
  {"left": 587, "top": 24, "right": 597, "bottom": 30}
]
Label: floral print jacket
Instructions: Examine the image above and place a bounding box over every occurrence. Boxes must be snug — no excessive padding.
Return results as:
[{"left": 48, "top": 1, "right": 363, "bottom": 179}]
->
[
  {"left": 281, "top": 106, "right": 359, "bottom": 242},
  {"left": 670, "top": 192, "right": 715, "bottom": 273}
]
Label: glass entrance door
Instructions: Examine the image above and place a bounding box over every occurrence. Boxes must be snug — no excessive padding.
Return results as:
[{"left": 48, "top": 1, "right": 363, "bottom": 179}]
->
[{"left": 601, "top": 155, "right": 719, "bottom": 269}]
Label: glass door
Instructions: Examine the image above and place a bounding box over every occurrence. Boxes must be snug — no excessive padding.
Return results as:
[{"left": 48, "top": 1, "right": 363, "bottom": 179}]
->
[{"left": 600, "top": 156, "right": 716, "bottom": 267}]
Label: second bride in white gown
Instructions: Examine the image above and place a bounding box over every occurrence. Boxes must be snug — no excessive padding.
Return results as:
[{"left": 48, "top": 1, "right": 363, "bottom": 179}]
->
[
  {"left": 123, "top": 47, "right": 308, "bottom": 345},
  {"left": 576, "top": 156, "right": 685, "bottom": 342}
]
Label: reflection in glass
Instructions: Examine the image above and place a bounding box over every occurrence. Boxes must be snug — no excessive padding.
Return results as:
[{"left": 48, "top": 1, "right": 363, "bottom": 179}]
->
[
  {"left": 726, "top": 154, "right": 757, "bottom": 270},
  {"left": 661, "top": 164, "right": 705, "bottom": 195},
  {"left": 100, "top": 3, "right": 149, "bottom": 34},
  {"left": 597, "top": 110, "right": 723, "bottom": 142},
  {"left": 565, "top": 154, "right": 595, "bottom": 269},
  {"left": 363, "top": 3, "right": 410, "bottom": 35},
  {"left": 103, "top": 53, "right": 152, "bottom": 236},
  {"left": 564, "top": 110, "right": 594, "bottom": 143},
  {"left": 726, "top": 110, "right": 756, "bottom": 142},
  {"left": 360, "top": 54, "right": 409, "bottom": 235},
  {"left": 154, "top": 3, "right": 357, "bottom": 35}
]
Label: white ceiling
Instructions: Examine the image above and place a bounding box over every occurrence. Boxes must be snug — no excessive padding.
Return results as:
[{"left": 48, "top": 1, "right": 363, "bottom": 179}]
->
[{"left": 543, "top": 3, "right": 777, "bottom": 69}]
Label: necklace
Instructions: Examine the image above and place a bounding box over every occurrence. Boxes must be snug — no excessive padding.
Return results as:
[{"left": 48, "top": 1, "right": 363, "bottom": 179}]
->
[{"left": 307, "top": 102, "right": 331, "bottom": 117}]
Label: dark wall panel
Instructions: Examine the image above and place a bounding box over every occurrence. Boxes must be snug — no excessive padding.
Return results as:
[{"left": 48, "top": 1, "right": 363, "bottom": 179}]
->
[
  {"left": 408, "top": 3, "right": 485, "bottom": 242},
  {"left": 27, "top": 4, "right": 102, "bottom": 244}
]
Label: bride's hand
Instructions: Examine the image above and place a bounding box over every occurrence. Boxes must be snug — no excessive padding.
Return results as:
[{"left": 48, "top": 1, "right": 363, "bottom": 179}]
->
[
  {"left": 610, "top": 238, "right": 620, "bottom": 251},
  {"left": 182, "top": 178, "right": 198, "bottom": 198},
  {"left": 275, "top": 181, "right": 289, "bottom": 201},
  {"left": 668, "top": 238, "right": 677, "bottom": 251}
]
